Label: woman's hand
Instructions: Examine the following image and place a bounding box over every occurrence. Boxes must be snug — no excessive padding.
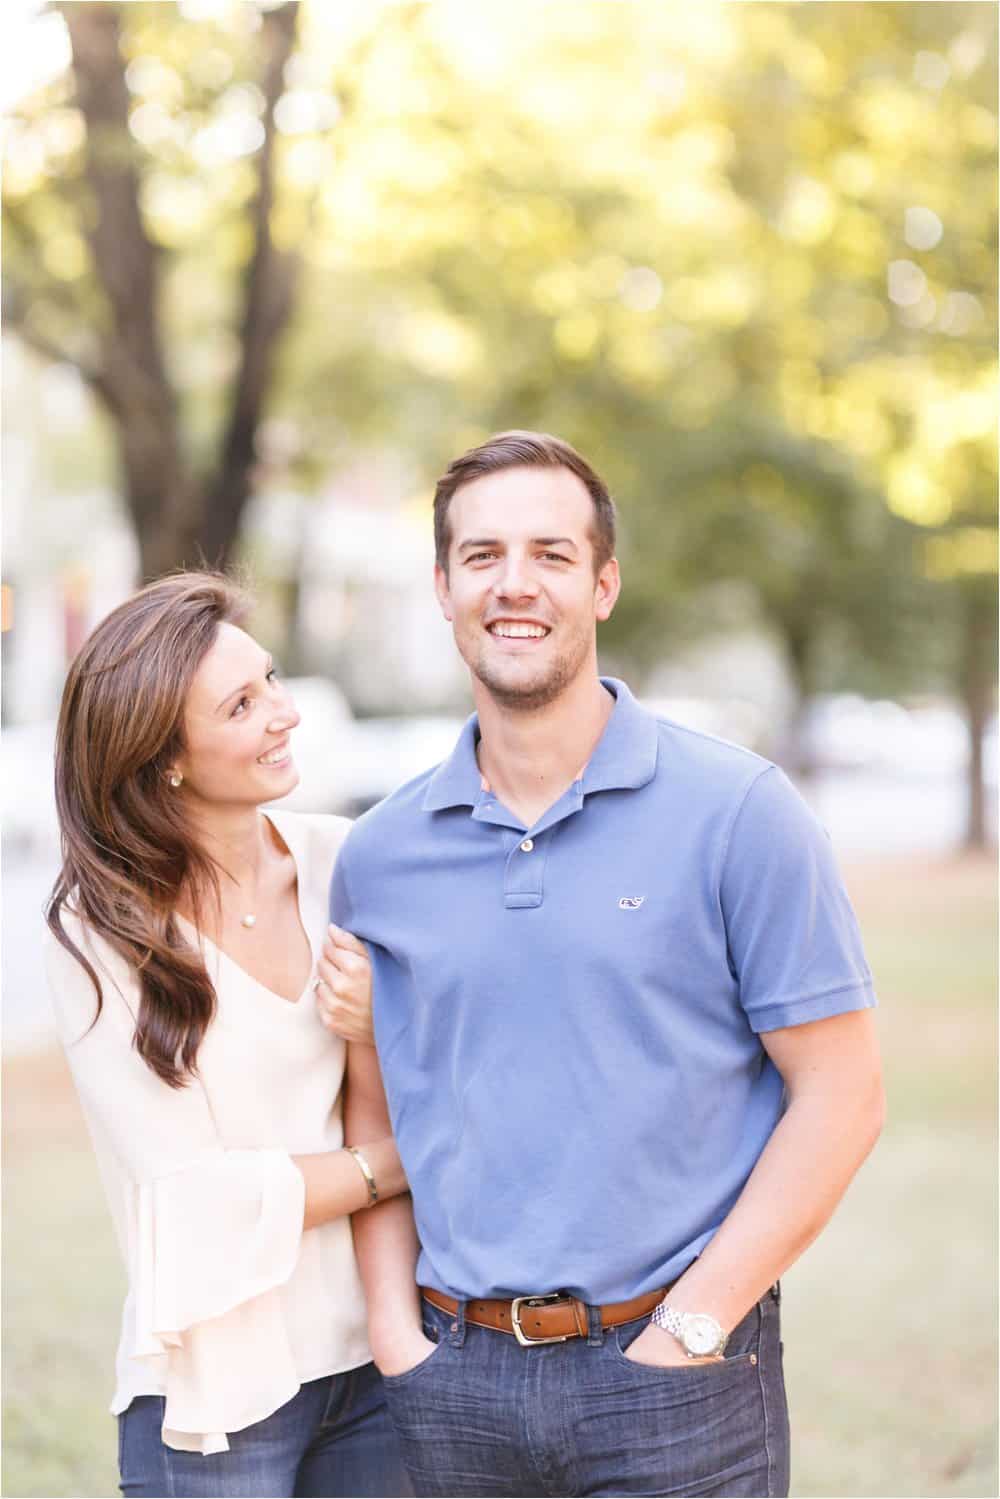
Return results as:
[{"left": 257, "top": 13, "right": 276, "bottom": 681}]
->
[{"left": 314, "top": 924, "right": 374, "bottom": 1044}]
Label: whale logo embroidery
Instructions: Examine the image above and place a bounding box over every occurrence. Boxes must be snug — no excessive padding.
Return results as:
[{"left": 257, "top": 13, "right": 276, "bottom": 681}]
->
[{"left": 618, "top": 896, "right": 645, "bottom": 910}]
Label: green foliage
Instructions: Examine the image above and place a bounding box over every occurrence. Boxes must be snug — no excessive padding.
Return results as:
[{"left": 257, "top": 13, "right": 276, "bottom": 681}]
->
[{"left": 3, "top": 0, "right": 997, "bottom": 702}]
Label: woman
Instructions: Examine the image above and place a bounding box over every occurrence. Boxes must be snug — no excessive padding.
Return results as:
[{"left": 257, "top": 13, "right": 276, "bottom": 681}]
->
[{"left": 44, "top": 572, "right": 411, "bottom": 1498}]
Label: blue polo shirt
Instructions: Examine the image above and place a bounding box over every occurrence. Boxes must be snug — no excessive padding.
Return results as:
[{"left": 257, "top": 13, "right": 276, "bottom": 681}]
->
[{"left": 330, "top": 679, "right": 875, "bottom": 1303}]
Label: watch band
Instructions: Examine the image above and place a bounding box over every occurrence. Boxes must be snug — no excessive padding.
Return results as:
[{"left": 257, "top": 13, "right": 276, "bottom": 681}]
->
[{"left": 651, "top": 1301, "right": 685, "bottom": 1339}]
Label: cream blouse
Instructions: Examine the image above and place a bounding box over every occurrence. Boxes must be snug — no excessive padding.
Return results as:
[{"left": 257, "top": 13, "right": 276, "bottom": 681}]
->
[{"left": 43, "top": 810, "right": 371, "bottom": 1455}]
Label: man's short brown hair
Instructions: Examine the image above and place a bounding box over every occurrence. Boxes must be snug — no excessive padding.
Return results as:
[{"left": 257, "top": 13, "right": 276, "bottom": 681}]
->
[{"left": 433, "top": 430, "right": 616, "bottom": 576}]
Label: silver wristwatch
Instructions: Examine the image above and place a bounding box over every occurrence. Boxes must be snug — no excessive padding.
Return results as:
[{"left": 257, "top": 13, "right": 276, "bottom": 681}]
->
[{"left": 650, "top": 1302, "right": 728, "bottom": 1357}]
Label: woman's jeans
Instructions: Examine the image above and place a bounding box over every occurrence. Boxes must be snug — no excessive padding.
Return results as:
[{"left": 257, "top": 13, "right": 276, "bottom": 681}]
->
[
  {"left": 118, "top": 1361, "right": 412, "bottom": 1497},
  {"left": 382, "top": 1288, "right": 790, "bottom": 1498}
]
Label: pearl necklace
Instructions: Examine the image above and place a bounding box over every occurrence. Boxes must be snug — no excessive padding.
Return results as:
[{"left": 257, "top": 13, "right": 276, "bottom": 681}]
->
[
  {"left": 221, "top": 831, "right": 262, "bottom": 929},
  {"left": 238, "top": 873, "right": 260, "bottom": 928}
]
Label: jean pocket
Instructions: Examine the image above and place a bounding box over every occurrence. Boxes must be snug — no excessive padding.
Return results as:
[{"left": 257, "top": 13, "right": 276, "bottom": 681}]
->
[
  {"left": 380, "top": 1324, "right": 450, "bottom": 1390},
  {"left": 612, "top": 1307, "right": 759, "bottom": 1376}
]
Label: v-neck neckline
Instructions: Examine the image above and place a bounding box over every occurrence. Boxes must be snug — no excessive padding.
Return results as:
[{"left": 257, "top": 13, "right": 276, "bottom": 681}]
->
[{"left": 177, "top": 810, "right": 315, "bottom": 1007}]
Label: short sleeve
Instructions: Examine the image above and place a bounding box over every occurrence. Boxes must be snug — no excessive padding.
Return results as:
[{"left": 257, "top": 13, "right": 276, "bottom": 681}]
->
[
  {"left": 720, "top": 766, "right": 876, "bottom": 1033},
  {"left": 329, "top": 839, "right": 355, "bottom": 930}
]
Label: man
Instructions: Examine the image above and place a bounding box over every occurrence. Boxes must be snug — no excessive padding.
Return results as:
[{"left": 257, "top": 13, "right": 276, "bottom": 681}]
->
[{"left": 326, "top": 431, "right": 884, "bottom": 1498}]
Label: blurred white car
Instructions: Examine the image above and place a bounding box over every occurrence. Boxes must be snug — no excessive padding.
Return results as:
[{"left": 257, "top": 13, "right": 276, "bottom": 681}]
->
[
  {"left": 640, "top": 697, "right": 769, "bottom": 754},
  {"left": 268, "top": 675, "right": 357, "bottom": 815},
  {"left": 797, "top": 694, "right": 972, "bottom": 776},
  {"left": 1, "top": 676, "right": 358, "bottom": 862},
  {"left": 1, "top": 719, "right": 60, "bottom": 859},
  {"left": 341, "top": 715, "right": 467, "bottom": 816}
]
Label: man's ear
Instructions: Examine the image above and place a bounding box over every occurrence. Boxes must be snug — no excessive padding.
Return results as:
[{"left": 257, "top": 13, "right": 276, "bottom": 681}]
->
[
  {"left": 434, "top": 563, "right": 453, "bottom": 622},
  {"left": 594, "top": 557, "right": 621, "bottom": 622}
]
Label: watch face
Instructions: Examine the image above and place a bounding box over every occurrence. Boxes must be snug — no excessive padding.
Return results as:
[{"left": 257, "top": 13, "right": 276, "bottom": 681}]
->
[{"left": 683, "top": 1314, "right": 722, "bottom": 1356}]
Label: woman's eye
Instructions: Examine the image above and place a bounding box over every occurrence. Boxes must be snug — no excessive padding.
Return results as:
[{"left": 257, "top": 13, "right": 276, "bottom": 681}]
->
[{"left": 231, "top": 668, "right": 276, "bottom": 716}]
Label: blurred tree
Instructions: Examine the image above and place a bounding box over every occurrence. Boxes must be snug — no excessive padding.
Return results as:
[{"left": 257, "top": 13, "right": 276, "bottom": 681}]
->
[
  {"left": 371, "top": 0, "right": 996, "bottom": 838},
  {"left": 5, "top": 0, "right": 302, "bottom": 577},
  {"left": 4, "top": 0, "right": 996, "bottom": 839},
  {"left": 288, "top": 1, "right": 993, "bottom": 830}
]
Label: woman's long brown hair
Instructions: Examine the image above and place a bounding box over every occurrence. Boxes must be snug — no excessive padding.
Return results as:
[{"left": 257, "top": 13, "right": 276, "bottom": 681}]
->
[{"left": 46, "top": 572, "right": 251, "bottom": 1087}]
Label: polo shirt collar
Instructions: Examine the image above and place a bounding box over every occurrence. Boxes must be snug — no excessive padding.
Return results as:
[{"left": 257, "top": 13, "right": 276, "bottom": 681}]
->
[
  {"left": 421, "top": 677, "right": 659, "bottom": 813},
  {"left": 422, "top": 715, "right": 483, "bottom": 811},
  {"left": 584, "top": 678, "right": 660, "bottom": 794}
]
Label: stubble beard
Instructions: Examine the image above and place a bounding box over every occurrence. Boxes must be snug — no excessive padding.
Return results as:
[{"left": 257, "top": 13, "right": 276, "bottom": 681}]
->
[{"left": 466, "top": 625, "right": 591, "bottom": 712}]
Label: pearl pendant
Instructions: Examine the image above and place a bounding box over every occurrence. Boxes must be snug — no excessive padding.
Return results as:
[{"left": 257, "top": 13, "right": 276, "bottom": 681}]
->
[{"left": 240, "top": 914, "right": 256, "bottom": 929}]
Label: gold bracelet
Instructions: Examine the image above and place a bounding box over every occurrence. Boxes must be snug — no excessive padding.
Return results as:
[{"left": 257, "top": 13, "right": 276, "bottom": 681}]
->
[{"left": 345, "top": 1146, "right": 378, "bottom": 1207}]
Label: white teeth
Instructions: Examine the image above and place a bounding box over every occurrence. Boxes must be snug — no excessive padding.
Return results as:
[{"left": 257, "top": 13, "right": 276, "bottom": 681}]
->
[
  {"left": 258, "top": 747, "right": 288, "bottom": 766},
  {"left": 489, "top": 622, "right": 548, "bottom": 639}
]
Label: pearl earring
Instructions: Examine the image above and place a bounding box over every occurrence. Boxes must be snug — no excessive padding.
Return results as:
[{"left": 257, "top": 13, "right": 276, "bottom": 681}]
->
[{"left": 169, "top": 773, "right": 183, "bottom": 788}]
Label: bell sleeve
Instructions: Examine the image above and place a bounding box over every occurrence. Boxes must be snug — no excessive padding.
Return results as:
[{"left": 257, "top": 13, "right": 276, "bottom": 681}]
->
[{"left": 44, "top": 919, "right": 307, "bottom": 1453}]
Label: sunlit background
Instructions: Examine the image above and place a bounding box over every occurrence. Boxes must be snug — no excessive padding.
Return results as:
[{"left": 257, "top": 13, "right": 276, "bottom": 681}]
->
[{"left": 2, "top": 2, "right": 997, "bottom": 1496}]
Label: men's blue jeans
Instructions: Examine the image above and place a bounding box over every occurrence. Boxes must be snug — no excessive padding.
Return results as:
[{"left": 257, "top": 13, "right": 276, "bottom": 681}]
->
[
  {"left": 117, "top": 1361, "right": 412, "bottom": 1497},
  {"left": 382, "top": 1288, "right": 789, "bottom": 1498}
]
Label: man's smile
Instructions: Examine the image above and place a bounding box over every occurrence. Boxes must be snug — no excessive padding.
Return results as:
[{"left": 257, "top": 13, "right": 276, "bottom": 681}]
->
[{"left": 485, "top": 619, "right": 552, "bottom": 640}]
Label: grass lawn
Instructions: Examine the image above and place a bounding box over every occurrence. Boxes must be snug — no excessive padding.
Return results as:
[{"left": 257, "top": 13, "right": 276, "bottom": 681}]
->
[
  {"left": 784, "top": 854, "right": 998, "bottom": 1498},
  {"left": 3, "top": 854, "right": 996, "bottom": 1498}
]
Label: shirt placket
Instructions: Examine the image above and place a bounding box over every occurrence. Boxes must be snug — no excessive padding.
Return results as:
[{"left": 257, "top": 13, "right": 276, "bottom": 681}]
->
[{"left": 472, "top": 779, "right": 586, "bottom": 911}]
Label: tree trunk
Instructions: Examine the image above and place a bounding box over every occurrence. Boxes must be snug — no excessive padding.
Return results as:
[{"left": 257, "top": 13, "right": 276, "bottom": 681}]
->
[
  {"left": 959, "top": 580, "right": 996, "bottom": 852},
  {"left": 61, "top": 1, "right": 302, "bottom": 581},
  {"left": 134, "top": 482, "right": 206, "bottom": 580},
  {"left": 775, "top": 614, "right": 815, "bottom": 780},
  {"left": 201, "top": 2, "right": 302, "bottom": 569},
  {"left": 63, "top": 3, "right": 205, "bottom": 580}
]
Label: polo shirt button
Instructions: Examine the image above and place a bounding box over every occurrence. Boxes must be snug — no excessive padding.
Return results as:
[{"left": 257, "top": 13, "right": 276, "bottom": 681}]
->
[{"left": 520, "top": 838, "right": 534, "bottom": 852}]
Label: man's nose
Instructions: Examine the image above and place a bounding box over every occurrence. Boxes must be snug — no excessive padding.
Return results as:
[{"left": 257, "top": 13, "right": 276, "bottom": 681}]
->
[{"left": 494, "top": 555, "right": 540, "bottom": 599}]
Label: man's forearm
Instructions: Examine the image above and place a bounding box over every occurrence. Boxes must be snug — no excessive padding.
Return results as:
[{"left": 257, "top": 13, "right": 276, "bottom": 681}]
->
[
  {"left": 343, "top": 1041, "right": 427, "bottom": 1366},
  {"left": 666, "top": 1073, "right": 884, "bottom": 1331},
  {"left": 350, "top": 1192, "right": 424, "bottom": 1348}
]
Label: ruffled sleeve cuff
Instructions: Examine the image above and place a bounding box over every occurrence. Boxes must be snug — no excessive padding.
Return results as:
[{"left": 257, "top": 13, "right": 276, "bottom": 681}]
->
[{"left": 131, "top": 1149, "right": 307, "bottom": 1453}]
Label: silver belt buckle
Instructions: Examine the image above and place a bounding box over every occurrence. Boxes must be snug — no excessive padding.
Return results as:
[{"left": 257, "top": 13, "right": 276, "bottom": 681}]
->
[{"left": 510, "top": 1293, "right": 570, "bottom": 1347}]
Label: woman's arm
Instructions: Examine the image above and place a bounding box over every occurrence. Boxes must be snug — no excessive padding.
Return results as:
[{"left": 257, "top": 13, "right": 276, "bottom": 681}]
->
[
  {"left": 294, "top": 1136, "right": 406, "bottom": 1231},
  {"left": 301, "top": 920, "right": 409, "bottom": 1225},
  {"left": 45, "top": 920, "right": 404, "bottom": 1234}
]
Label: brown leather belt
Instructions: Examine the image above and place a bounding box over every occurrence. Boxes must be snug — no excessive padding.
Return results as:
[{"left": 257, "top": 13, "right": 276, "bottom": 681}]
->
[{"left": 421, "top": 1284, "right": 672, "bottom": 1347}]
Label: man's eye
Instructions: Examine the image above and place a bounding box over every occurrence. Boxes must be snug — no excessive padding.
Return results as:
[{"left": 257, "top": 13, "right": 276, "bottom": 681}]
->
[
  {"left": 542, "top": 552, "right": 571, "bottom": 563},
  {"left": 467, "top": 551, "right": 497, "bottom": 563}
]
